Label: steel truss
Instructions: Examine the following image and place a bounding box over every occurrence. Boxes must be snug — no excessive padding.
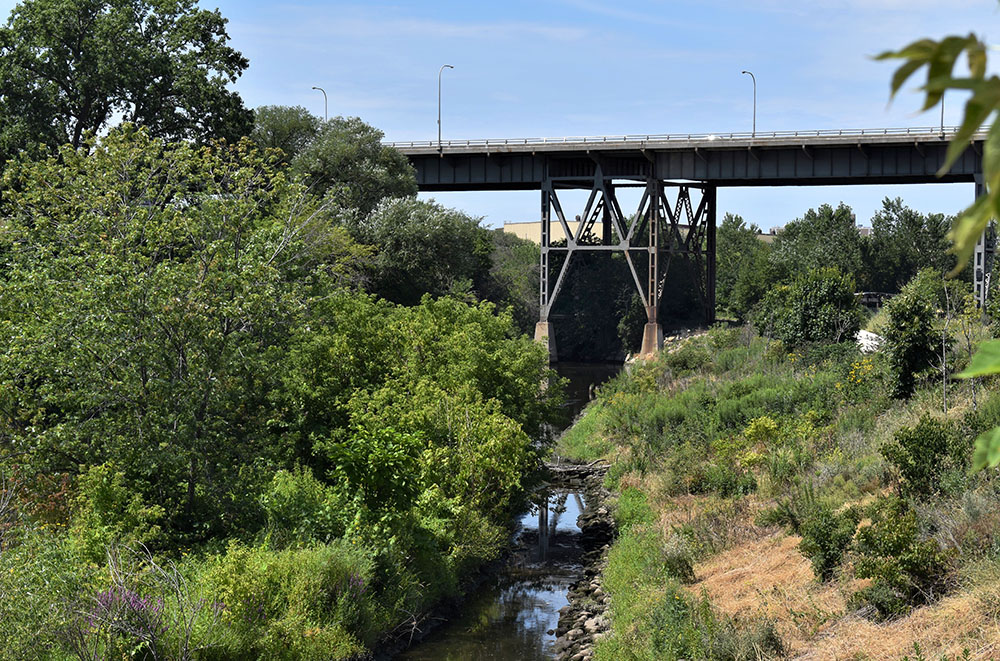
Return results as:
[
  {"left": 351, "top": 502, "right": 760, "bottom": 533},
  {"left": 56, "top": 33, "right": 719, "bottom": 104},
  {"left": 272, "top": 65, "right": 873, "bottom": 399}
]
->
[{"left": 538, "top": 161, "right": 716, "bottom": 355}]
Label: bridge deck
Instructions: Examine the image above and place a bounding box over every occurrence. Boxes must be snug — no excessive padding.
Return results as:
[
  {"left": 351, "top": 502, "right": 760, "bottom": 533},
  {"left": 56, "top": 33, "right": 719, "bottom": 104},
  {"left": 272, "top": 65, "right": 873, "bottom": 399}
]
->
[{"left": 389, "top": 126, "right": 984, "bottom": 191}]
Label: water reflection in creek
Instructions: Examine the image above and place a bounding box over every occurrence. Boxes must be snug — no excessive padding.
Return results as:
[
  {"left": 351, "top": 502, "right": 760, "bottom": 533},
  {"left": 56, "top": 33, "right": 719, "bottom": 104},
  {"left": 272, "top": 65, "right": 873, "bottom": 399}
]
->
[{"left": 395, "top": 489, "right": 587, "bottom": 661}]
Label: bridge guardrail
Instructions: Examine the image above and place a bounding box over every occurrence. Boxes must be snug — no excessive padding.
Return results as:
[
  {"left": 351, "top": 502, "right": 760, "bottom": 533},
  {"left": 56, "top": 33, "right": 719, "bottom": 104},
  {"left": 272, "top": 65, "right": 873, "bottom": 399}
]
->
[{"left": 385, "top": 126, "right": 986, "bottom": 149}]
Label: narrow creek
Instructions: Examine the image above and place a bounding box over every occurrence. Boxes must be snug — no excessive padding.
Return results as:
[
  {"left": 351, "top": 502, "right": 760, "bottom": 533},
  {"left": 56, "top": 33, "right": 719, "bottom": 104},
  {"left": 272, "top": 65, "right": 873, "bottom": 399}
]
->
[
  {"left": 393, "top": 362, "right": 621, "bottom": 660},
  {"left": 395, "top": 489, "right": 587, "bottom": 661}
]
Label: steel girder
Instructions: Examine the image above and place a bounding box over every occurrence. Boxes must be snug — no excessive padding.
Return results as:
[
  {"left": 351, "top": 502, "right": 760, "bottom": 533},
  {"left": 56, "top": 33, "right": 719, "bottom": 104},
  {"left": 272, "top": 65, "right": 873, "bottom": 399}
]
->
[{"left": 538, "top": 161, "right": 716, "bottom": 329}]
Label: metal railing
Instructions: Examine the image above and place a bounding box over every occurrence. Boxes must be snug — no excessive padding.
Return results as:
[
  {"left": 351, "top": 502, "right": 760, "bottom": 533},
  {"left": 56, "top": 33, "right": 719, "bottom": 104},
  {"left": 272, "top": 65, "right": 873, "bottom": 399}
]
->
[{"left": 385, "top": 125, "right": 980, "bottom": 149}]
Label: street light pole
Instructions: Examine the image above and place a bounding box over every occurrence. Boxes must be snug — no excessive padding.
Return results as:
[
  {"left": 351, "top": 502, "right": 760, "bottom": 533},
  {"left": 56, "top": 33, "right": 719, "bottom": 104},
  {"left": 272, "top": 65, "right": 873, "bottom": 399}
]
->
[
  {"left": 438, "top": 64, "right": 454, "bottom": 151},
  {"left": 311, "top": 86, "right": 328, "bottom": 121},
  {"left": 940, "top": 94, "right": 945, "bottom": 137},
  {"left": 741, "top": 70, "right": 756, "bottom": 137}
]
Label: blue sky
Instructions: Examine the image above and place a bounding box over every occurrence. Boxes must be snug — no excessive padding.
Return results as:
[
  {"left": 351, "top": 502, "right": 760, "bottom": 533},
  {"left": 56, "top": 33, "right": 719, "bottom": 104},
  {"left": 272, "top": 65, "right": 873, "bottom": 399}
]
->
[{"left": 2, "top": 0, "right": 997, "bottom": 228}]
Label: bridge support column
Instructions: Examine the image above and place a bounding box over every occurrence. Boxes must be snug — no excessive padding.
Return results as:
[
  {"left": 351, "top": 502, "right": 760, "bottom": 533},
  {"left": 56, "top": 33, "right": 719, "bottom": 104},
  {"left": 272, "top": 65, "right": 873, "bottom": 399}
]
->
[
  {"left": 536, "top": 174, "right": 558, "bottom": 362},
  {"left": 534, "top": 321, "right": 558, "bottom": 363},
  {"left": 974, "top": 174, "right": 995, "bottom": 309}
]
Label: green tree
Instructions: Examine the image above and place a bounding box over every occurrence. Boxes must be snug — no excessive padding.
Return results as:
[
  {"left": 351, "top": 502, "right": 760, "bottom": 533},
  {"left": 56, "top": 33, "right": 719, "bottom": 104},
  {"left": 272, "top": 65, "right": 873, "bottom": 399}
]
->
[
  {"left": 251, "top": 105, "right": 322, "bottom": 165},
  {"left": 772, "top": 203, "right": 866, "bottom": 286},
  {"left": 883, "top": 270, "right": 940, "bottom": 399},
  {"left": 0, "top": 0, "right": 252, "bottom": 165},
  {"left": 866, "top": 197, "right": 954, "bottom": 292},
  {"left": 291, "top": 116, "right": 417, "bottom": 216},
  {"left": 716, "top": 212, "right": 773, "bottom": 320},
  {"left": 277, "top": 293, "right": 561, "bottom": 521},
  {"left": 751, "top": 267, "right": 861, "bottom": 346},
  {"left": 355, "top": 197, "right": 493, "bottom": 306},
  {"left": 0, "top": 127, "right": 363, "bottom": 540},
  {"left": 481, "top": 229, "right": 540, "bottom": 334}
]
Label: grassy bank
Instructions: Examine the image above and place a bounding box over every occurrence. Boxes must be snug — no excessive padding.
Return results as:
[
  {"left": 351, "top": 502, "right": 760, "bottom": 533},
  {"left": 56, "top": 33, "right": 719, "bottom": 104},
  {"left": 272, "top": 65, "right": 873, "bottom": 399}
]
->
[{"left": 559, "top": 326, "right": 1000, "bottom": 660}]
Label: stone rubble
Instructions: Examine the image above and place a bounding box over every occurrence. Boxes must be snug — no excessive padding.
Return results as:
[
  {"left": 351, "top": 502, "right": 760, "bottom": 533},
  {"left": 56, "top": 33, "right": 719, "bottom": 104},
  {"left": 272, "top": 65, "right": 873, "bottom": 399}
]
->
[{"left": 546, "top": 462, "right": 617, "bottom": 661}]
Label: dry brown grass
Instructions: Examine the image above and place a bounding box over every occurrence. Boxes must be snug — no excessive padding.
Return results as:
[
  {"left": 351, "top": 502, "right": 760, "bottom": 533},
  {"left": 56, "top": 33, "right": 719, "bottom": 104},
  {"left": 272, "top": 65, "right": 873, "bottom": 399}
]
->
[
  {"left": 688, "top": 531, "right": 847, "bottom": 655},
  {"left": 652, "top": 492, "right": 773, "bottom": 558},
  {"left": 687, "top": 525, "right": 1000, "bottom": 660},
  {"left": 802, "top": 587, "right": 1000, "bottom": 660}
]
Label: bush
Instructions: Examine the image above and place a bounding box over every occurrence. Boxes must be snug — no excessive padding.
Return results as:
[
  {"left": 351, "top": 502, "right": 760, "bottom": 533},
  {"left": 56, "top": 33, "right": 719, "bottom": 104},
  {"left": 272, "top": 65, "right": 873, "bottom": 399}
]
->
[
  {"left": 851, "top": 498, "right": 953, "bottom": 619},
  {"left": 200, "top": 541, "right": 375, "bottom": 658},
  {"left": 798, "top": 502, "right": 860, "bottom": 581},
  {"left": 664, "top": 341, "right": 712, "bottom": 375},
  {"left": 882, "top": 270, "right": 939, "bottom": 398},
  {"left": 691, "top": 462, "right": 756, "bottom": 498},
  {"left": 751, "top": 267, "right": 861, "bottom": 346},
  {"left": 259, "top": 468, "right": 348, "bottom": 546},
  {"left": 69, "top": 463, "right": 166, "bottom": 563},
  {"left": 881, "top": 415, "right": 954, "bottom": 497},
  {"left": 706, "top": 324, "right": 741, "bottom": 351},
  {"left": 660, "top": 533, "right": 697, "bottom": 584}
]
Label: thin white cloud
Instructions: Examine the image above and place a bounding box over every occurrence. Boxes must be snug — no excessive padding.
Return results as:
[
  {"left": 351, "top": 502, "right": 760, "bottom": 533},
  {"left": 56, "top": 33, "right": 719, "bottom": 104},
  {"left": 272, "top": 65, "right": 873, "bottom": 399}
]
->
[
  {"left": 237, "top": 13, "right": 588, "bottom": 44},
  {"left": 556, "top": 0, "right": 687, "bottom": 28}
]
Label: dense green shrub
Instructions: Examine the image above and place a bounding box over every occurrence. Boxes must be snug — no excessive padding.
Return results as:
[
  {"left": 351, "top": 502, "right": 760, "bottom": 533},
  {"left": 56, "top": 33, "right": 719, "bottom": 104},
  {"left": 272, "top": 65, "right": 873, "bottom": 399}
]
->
[
  {"left": 664, "top": 341, "right": 712, "bottom": 375},
  {"left": 798, "top": 502, "right": 860, "bottom": 581},
  {"left": 851, "top": 498, "right": 953, "bottom": 619},
  {"left": 201, "top": 541, "right": 377, "bottom": 658},
  {"left": 259, "top": 468, "right": 348, "bottom": 547},
  {"left": 69, "top": 462, "right": 166, "bottom": 563},
  {"left": 691, "top": 462, "right": 757, "bottom": 498},
  {"left": 881, "top": 415, "right": 954, "bottom": 497},
  {"left": 882, "top": 270, "right": 940, "bottom": 398},
  {"left": 751, "top": 267, "right": 861, "bottom": 346}
]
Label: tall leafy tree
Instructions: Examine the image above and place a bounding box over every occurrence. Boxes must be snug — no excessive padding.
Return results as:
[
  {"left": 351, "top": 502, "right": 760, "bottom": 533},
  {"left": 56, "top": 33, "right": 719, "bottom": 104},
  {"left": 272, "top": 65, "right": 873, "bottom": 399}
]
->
[
  {"left": 482, "top": 229, "right": 540, "bottom": 333},
  {"left": 866, "top": 197, "right": 954, "bottom": 292},
  {"left": 251, "top": 105, "right": 321, "bottom": 165},
  {"left": 355, "top": 197, "right": 492, "bottom": 306},
  {"left": 751, "top": 267, "right": 861, "bottom": 346},
  {"left": 772, "top": 203, "right": 866, "bottom": 287},
  {"left": 0, "top": 127, "right": 363, "bottom": 539},
  {"left": 0, "top": 0, "right": 252, "bottom": 165},
  {"left": 290, "top": 116, "right": 417, "bottom": 217},
  {"left": 716, "top": 212, "right": 774, "bottom": 320}
]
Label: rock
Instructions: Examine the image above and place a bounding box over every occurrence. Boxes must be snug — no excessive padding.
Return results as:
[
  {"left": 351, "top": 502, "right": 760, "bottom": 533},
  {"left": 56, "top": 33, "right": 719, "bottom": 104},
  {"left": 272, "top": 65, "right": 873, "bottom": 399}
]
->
[{"left": 567, "top": 628, "right": 584, "bottom": 641}]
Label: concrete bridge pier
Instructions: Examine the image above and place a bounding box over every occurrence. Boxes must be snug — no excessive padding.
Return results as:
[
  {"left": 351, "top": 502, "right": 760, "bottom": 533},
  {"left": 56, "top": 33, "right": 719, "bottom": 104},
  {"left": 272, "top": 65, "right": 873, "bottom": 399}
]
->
[
  {"left": 534, "top": 320, "right": 558, "bottom": 363},
  {"left": 639, "top": 321, "right": 664, "bottom": 357}
]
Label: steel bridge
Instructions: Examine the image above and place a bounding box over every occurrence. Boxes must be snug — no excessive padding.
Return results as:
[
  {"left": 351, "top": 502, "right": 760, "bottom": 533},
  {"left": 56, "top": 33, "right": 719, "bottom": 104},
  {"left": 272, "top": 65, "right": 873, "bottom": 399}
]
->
[{"left": 389, "top": 127, "right": 990, "bottom": 360}]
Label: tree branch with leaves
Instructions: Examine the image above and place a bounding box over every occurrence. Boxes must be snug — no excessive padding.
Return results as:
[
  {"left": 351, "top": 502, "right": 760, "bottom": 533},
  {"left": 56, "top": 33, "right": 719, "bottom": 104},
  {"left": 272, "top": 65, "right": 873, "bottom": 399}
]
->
[{"left": 879, "top": 23, "right": 1000, "bottom": 469}]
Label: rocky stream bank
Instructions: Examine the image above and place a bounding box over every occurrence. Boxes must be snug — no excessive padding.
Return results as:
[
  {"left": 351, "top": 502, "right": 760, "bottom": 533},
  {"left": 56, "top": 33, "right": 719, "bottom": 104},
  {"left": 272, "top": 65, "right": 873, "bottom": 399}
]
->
[{"left": 545, "top": 462, "right": 617, "bottom": 661}]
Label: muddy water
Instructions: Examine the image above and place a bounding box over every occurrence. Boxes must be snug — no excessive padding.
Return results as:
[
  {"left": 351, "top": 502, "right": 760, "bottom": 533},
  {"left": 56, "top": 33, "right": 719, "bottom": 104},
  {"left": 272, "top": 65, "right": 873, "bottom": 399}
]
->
[{"left": 395, "top": 490, "right": 587, "bottom": 661}]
